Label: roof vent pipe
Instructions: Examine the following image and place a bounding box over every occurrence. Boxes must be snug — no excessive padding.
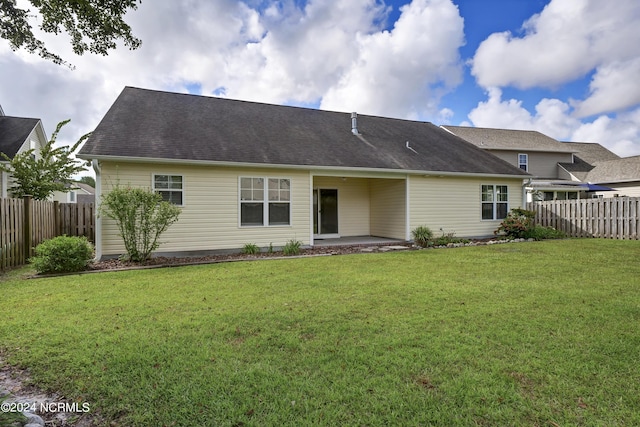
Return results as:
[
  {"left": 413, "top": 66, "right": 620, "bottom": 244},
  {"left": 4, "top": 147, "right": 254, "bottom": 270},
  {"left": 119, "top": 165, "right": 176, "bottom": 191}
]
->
[{"left": 351, "top": 112, "right": 359, "bottom": 135}]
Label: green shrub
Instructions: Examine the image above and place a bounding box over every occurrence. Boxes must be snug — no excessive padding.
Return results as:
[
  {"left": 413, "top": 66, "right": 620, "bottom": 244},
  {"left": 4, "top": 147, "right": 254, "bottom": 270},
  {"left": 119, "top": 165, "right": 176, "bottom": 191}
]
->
[
  {"left": 495, "top": 208, "right": 536, "bottom": 239},
  {"left": 242, "top": 243, "right": 260, "bottom": 255},
  {"left": 431, "top": 232, "right": 470, "bottom": 246},
  {"left": 99, "top": 184, "right": 181, "bottom": 262},
  {"left": 411, "top": 226, "right": 433, "bottom": 248},
  {"left": 30, "top": 235, "right": 94, "bottom": 274},
  {"left": 283, "top": 239, "right": 302, "bottom": 256},
  {"left": 525, "top": 225, "right": 566, "bottom": 240}
]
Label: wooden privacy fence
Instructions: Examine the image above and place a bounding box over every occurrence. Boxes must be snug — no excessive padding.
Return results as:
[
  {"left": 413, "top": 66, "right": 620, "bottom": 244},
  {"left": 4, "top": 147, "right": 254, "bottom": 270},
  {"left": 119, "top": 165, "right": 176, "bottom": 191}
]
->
[
  {"left": 527, "top": 197, "right": 640, "bottom": 240},
  {"left": 0, "top": 197, "right": 95, "bottom": 270}
]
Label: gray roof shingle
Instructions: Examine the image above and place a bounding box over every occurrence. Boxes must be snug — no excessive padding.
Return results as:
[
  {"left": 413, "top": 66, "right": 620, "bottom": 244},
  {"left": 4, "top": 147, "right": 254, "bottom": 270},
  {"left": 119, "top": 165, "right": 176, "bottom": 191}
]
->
[
  {"left": 442, "top": 125, "right": 574, "bottom": 153},
  {"left": 559, "top": 142, "right": 621, "bottom": 180},
  {"left": 78, "top": 87, "right": 529, "bottom": 177},
  {"left": 584, "top": 155, "right": 640, "bottom": 184},
  {"left": 561, "top": 142, "right": 620, "bottom": 164},
  {"left": 0, "top": 116, "right": 39, "bottom": 158}
]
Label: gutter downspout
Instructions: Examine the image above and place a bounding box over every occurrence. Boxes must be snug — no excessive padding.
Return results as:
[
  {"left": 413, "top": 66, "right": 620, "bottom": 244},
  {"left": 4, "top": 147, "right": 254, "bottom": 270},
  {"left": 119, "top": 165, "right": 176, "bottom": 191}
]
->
[
  {"left": 1, "top": 171, "right": 7, "bottom": 198},
  {"left": 523, "top": 178, "right": 533, "bottom": 207},
  {"left": 92, "top": 159, "right": 102, "bottom": 261}
]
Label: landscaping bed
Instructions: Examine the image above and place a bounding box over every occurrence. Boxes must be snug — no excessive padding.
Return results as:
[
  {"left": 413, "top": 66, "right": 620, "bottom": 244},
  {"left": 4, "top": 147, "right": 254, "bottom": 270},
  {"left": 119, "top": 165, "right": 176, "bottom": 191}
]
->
[{"left": 86, "top": 238, "right": 528, "bottom": 272}]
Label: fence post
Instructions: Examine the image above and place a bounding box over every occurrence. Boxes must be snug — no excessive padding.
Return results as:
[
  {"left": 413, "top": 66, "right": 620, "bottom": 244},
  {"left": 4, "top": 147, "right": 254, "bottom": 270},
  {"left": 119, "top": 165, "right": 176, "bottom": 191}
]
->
[
  {"left": 54, "top": 201, "right": 60, "bottom": 236},
  {"left": 23, "top": 195, "right": 32, "bottom": 260}
]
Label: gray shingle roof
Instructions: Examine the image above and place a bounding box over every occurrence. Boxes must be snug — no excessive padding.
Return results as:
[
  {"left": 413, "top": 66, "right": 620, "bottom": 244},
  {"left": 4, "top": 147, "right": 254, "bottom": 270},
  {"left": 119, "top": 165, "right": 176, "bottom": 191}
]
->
[
  {"left": 75, "top": 182, "right": 95, "bottom": 194},
  {"left": 584, "top": 155, "right": 640, "bottom": 184},
  {"left": 442, "top": 125, "right": 574, "bottom": 153},
  {"left": 78, "top": 87, "right": 528, "bottom": 177},
  {"left": 561, "top": 142, "right": 620, "bottom": 164},
  {"left": 0, "top": 116, "right": 39, "bottom": 158},
  {"left": 558, "top": 142, "right": 622, "bottom": 180}
]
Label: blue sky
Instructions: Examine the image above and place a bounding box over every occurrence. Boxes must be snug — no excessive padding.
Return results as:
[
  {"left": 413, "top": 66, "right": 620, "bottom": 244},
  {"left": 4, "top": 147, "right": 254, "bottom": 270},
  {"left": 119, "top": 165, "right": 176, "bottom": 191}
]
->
[{"left": 1, "top": 0, "right": 639, "bottom": 156}]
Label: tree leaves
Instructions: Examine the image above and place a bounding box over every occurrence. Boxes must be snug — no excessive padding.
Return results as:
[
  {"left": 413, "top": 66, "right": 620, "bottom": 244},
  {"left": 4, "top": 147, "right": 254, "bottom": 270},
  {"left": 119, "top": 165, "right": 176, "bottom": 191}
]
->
[
  {"left": 0, "top": 0, "right": 141, "bottom": 67},
  {"left": 0, "top": 119, "right": 90, "bottom": 200}
]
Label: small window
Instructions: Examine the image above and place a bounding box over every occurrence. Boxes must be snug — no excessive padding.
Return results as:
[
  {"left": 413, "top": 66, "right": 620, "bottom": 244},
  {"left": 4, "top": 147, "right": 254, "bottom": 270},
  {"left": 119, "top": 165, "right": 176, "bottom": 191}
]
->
[
  {"left": 518, "top": 153, "right": 528, "bottom": 172},
  {"left": 154, "top": 175, "right": 184, "bottom": 205},
  {"left": 69, "top": 191, "right": 76, "bottom": 202},
  {"left": 481, "top": 185, "right": 509, "bottom": 220},
  {"left": 240, "top": 177, "right": 290, "bottom": 226}
]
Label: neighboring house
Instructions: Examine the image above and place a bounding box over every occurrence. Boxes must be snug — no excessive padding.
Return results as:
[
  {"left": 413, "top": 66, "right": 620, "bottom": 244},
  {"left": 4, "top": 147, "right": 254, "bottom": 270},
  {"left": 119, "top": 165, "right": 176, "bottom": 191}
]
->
[
  {"left": 51, "top": 182, "right": 96, "bottom": 204},
  {"left": 578, "top": 155, "right": 640, "bottom": 198},
  {"left": 559, "top": 141, "right": 620, "bottom": 182},
  {"left": 442, "top": 126, "right": 617, "bottom": 201},
  {"left": 77, "top": 87, "right": 529, "bottom": 260},
  {"left": 0, "top": 115, "right": 47, "bottom": 198}
]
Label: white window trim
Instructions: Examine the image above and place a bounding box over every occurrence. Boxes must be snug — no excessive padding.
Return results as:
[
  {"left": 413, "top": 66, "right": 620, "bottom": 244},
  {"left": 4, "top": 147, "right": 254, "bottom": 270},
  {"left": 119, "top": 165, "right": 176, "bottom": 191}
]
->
[
  {"left": 238, "top": 176, "right": 292, "bottom": 228},
  {"left": 152, "top": 173, "right": 185, "bottom": 207},
  {"left": 518, "top": 153, "right": 528, "bottom": 172},
  {"left": 481, "top": 184, "right": 509, "bottom": 221}
]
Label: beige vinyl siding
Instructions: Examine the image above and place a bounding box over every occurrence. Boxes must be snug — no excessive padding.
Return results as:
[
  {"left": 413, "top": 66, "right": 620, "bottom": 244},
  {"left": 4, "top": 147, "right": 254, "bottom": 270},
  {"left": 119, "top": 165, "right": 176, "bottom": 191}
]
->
[
  {"left": 409, "top": 175, "right": 524, "bottom": 238},
  {"left": 100, "top": 162, "right": 311, "bottom": 256},
  {"left": 489, "top": 150, "right": 572, "bottom": 179},
  {"left": 370, "top": 178, "right": 406, "bottom": 239},
  {"left": 604, "top": 183, "right": 640, "bottom": 198},
  {"left": 313, "top": 176, "right": 370, "bottom": 236}
]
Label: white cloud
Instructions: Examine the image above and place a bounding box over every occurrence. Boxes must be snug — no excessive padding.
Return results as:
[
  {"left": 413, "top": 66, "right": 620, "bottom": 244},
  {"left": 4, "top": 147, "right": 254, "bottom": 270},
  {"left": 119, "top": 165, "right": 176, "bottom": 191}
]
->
[
  {"left": 471, "top": 0, "right": 640, "bottom": 116},
  {"left": 571, "top": 109, "right": 640, "bottom": 156},
  {"left": 320, "top": 0, "right": 465, "bottom": 119},
  {"left": 218, "top": 0, "right": 390, "bottom": 104},
  {"left": 571, "top": 58, "right": 640, "bottom": 118}
]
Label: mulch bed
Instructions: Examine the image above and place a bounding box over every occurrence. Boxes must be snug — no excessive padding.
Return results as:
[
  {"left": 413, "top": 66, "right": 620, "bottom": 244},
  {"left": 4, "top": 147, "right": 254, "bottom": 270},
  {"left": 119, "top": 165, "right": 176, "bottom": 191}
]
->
[{"left": 86, "top": 243, "right": 417, "bottom": 272}]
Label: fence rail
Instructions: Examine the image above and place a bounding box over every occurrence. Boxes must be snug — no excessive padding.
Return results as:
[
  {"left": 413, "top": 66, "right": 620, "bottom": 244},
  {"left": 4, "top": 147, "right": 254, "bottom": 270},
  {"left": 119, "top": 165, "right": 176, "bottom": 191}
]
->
[
  {"left": 527, "top": 197, "right": 640, "bottom": 240},
  {"left": 0, "top": 197, "right": 95, "bottom": 270}
]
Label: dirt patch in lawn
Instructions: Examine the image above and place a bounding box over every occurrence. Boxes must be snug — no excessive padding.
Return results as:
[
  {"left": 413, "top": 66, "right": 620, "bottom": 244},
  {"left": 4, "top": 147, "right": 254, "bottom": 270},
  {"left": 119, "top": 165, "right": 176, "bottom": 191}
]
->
[{"left": 0, "top": 354, "right": 101, "bottom": 426}]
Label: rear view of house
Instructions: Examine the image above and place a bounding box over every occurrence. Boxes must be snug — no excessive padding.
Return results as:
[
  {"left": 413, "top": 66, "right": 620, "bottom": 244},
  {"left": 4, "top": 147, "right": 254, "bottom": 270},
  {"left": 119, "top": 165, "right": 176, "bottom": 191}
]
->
[{"left": 78, "top": 87, "right": 529, "bottom": 259}]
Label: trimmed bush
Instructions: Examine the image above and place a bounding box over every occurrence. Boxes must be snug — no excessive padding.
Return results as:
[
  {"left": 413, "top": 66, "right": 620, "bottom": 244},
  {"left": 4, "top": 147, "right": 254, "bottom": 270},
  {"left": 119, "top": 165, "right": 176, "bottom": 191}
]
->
[
  {"left": 525, "top": 225, "right": 566, "bottom": 240},
  {"left": 30, "top": 235, "right": 94, "bottom": 274},
  {"left": 495, "top": 208, "right": 536, "bottom": 239},
  {"left": 411, "top": 226, "right": 433, "bottom": 248},
  {"left": 99, "top": 185, "right": 181, "bottom": 262}
]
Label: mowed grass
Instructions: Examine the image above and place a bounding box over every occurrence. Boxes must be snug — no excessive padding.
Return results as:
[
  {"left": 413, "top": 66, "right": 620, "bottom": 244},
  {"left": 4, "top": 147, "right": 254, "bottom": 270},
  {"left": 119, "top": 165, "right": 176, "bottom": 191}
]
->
[{"left": 1, "top": 239, "right": 639, "bottom": 426}]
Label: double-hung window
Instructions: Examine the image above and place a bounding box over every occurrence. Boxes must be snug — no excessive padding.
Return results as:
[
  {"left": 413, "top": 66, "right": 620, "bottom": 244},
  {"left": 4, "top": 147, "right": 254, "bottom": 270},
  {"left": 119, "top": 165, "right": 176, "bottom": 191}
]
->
[
  {"left": 154, "top": 174, "right": 184, "bottom": 205},
  {"left": 240, "top": 177, "right": 290, "bottom": 226},
  {"left": 518, "top": 153, "right": 528, "bottom": 172},
  {"left": 481, "top": 185, "right": 508, "bottom": 220}
]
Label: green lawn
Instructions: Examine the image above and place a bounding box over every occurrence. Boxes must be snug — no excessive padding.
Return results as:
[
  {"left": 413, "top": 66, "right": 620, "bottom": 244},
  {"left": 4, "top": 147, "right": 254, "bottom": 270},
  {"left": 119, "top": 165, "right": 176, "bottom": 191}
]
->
[{"left": 1, "top": 239, "right": 639, "bottom": 426}]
